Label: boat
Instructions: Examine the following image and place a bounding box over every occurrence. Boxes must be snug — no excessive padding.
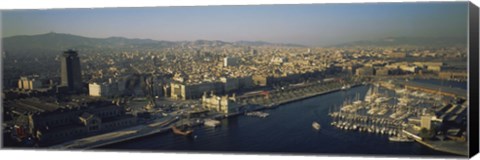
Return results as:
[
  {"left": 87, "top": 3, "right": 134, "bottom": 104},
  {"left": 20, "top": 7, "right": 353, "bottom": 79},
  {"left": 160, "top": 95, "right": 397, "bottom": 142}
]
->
[
  {"left": 312, "top": 121, "right": 321, "bottom": 130},
  {"left": 395, "top": 88, "right": 407, "bottom": 94},
  {"left": 204, "top": 119, "right": 221, "bottom": 127},
  {"left": 352, "top": 92, "right": 363, "bottom": 106},
  {"left": 171, "top": 125, "right": 193, "bottom": 136},
  {"left": 374, "top": 96, "right": 391, "bottom": 104},
  {"left": 245, "top": 111, "right": 269, "bottom": 118},
  {"left": 341, "top": 84, "right": 351, "bottom": 90},
  {"left": 377, "top": 108, "right": 389, "bottom": 116},
  {"left": 266, "top": 103, "right": 278, "bottom": 108},
  {"left": 388, "top": 135, "right": 414, "bottom": 142},
  {"left": 364, "top": 86, "right": 377, "bottom": 102}
]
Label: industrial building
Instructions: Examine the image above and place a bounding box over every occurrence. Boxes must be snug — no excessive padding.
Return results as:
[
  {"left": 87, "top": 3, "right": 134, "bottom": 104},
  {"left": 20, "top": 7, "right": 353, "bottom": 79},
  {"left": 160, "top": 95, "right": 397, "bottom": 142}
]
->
[{"left": 4, "top": 97, "right": 137, "bottom": 146}]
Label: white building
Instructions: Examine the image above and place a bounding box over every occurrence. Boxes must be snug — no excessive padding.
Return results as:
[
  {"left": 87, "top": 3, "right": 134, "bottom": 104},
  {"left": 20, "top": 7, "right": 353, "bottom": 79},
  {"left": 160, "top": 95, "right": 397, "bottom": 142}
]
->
[
  {"left": 202, "top": 92, "right": 241, "bottom": 114},
  {"left": 421, "top": 115, "right": 432, "bottom": 130},
  {"left": 18, "top": 75, "right": 43, "bottom": 90},
  {"left": 271, "top": 57, "right": 288, "bottom": 64},
  {"left": 89, "top": 83, "right": 104, "bottom": 97},
  {"left": 89, "top": 82, "right": 117, "bottom": 97},
  {"left": 399, "top": 65, "right": 419, "bottom": 73}
]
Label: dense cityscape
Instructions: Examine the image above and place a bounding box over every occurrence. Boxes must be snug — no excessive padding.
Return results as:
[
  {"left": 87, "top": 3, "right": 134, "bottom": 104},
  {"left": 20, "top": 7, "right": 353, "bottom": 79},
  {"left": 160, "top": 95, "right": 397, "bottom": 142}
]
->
[
  {"left": 1, "top": 32, "right": 469, "bottom": 156},
  {"left": 1, "top": 2, "right": 472, "bottom": 157}
]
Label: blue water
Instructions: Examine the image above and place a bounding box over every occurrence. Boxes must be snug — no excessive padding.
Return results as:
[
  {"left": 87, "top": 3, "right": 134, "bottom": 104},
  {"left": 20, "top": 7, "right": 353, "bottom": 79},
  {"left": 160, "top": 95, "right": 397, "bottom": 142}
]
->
[{"left": 101, "top": 85, "right": 457, "bottom": 157}]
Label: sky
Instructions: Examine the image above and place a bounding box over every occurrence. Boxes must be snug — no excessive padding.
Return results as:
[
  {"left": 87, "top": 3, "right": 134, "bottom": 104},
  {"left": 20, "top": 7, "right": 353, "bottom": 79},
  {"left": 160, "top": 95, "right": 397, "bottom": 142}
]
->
[{"left": 1, "top": 2, "right": 469, "bottom": 46}]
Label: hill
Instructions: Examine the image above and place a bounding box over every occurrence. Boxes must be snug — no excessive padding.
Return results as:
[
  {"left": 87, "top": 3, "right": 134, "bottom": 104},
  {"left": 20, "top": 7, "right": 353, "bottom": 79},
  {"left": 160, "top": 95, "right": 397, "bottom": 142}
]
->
[{"left": 331, "top": 37, "right": 467, "bottom": 48}]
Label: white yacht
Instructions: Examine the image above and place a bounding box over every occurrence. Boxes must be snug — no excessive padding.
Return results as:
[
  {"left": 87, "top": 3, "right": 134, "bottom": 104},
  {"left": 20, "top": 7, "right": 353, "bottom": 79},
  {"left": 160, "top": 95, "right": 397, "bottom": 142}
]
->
[
  {"left": 312, "top": 121, "right": 321, "bottom": 130},
  {"left": 204, "top": 119, "right": 221, "bottom": 127},
  {"left": 388, "top": 135, "right": 414, "bottom": 142}
]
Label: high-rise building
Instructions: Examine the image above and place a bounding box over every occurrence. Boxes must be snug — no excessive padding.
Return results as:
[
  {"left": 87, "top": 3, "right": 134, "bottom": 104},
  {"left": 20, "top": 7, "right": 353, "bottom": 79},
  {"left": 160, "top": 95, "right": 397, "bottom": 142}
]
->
[
  {"left": 60, "top": 49, "right": 82, "bottom": 93},
  {"left": 223, "top": 57, "right": 239, "bottom": 67}
]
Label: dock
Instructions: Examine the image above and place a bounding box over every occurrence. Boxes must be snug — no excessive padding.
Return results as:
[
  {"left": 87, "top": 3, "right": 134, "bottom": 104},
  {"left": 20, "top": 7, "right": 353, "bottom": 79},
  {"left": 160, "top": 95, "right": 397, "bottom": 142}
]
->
[
  {"left": 414, "top": 139, "right": 468, "bottom": 156},
  {"left": 402, "top": 126, "right": 467, "bottom": 156},
  {"left": 238, "top": 81, "right": 363, "bottom": 110},
  {"left": 50, "top": 117, "right": 178, "bottom": 149}
]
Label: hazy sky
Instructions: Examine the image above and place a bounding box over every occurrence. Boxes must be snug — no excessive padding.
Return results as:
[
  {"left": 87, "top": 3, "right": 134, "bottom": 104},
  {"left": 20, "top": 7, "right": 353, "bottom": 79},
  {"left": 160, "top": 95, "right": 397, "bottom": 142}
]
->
[{"left": 1, "top": 2, "right": 468, "bottom": 46}]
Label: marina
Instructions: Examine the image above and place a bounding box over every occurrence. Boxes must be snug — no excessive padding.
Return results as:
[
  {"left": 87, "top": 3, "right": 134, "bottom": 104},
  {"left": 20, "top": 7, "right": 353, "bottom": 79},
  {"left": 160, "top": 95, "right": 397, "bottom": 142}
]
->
[{"left": 327, "top": 79, "right": 468, "bottom": 156}]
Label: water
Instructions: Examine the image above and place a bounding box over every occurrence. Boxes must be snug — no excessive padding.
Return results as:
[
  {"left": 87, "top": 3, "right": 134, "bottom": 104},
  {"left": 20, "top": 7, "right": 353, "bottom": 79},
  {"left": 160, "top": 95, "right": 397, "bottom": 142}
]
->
[{"left": 100, "top": 85, "right": 457, "bottom": 157}]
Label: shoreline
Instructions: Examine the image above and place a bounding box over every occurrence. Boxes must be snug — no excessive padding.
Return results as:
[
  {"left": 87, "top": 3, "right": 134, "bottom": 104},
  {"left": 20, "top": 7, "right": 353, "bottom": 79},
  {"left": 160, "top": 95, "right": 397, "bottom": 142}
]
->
[
  {"left": 225, "top": 83, "right": 362, "bottom": 117},
  {"left": 413, "top": 139, "right": 468, "bottom": 156},
  {"left": 51, "top": 82, "right": 360, "bottom": 149}
]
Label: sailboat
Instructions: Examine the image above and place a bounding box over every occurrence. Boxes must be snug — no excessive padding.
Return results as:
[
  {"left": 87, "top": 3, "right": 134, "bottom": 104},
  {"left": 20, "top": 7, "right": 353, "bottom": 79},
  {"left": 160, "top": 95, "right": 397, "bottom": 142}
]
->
[
  {"left": 312, "top": 121, "right": 321, "bottom": 130},
  {"left": 313, "top": 108, "right": 322, "bottom": 131},
  {"left": 364, "top": 85, "right": 376, "bottom": 103}
]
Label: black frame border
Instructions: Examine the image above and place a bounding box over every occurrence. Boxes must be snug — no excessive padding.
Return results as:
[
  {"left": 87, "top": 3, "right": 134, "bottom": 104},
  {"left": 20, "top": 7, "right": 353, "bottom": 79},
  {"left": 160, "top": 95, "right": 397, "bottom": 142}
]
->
[{"left": 468, "top": 1, "right": 479, "bottom": 158}]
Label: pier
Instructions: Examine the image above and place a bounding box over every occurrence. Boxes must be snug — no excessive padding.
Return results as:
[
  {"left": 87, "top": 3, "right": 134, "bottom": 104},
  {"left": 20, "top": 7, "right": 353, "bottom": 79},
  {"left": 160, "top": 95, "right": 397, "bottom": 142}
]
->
[
  {"left": 50, "top": 117, "right": 178, "bottom": 149},
  {"left": 238, "top": 81, "right": 363, "bottom": 109},
  {"left": 413, "top": 138, "right": 468, "bottom": 156},
  {"left": 330, "top": 112, "right": 406, "bottom": 136},
  {"left": 402, "top": 128, "right": 468, "bottom": 156}
]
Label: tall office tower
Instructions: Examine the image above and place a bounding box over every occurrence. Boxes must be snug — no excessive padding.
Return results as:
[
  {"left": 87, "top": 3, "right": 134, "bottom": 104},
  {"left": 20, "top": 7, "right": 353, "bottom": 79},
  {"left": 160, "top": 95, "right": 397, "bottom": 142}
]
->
[{"left": 61, "top": 49, "right": 82, "bottom": 93}]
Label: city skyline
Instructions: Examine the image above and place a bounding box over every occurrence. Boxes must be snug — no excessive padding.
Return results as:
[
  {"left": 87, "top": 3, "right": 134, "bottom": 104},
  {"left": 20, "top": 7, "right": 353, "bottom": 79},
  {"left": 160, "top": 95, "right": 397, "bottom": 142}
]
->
[
  {"left": 2, "top": 2, "right": 469, "bottom": 46},
  {"left": 2, "top": 2, "right": 474, "bottom": 157}
]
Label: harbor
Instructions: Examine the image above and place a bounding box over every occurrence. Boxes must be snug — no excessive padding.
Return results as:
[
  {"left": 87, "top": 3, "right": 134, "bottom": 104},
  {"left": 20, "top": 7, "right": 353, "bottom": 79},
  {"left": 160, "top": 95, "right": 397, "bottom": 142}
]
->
[
  {"left": 48, "top": 78, "right": 467, "bottom": 157},
  {"left": 327, "top": 79, "right": 468, "bottom": 156},
  {"left": 50, "top": 80, "right": 354, "bottom": 149},
  {"left": 99, "top": 83, "right": 459, "bottom": 157},
  {"left": 2, "top": 3, "right": 473, "bottom": 158}
]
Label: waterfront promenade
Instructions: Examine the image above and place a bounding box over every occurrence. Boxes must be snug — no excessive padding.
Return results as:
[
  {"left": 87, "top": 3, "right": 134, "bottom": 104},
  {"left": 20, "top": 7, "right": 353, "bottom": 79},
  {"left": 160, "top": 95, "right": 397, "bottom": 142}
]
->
[
  {"left": 50, "top": 117, "right": 178, "bottom": 149},
  {"left": 238, "top": 81, "right": 361, "bottom": 107},
  {"left": 414, "top": 139, "right": 468, "bottom": 156}
]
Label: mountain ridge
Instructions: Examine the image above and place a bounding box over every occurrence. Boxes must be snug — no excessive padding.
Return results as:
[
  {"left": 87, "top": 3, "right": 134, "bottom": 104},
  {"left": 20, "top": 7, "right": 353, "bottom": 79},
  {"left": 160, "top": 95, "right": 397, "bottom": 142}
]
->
[
  {"left": 329, "top": 36, "right": 467, "bottom": 48},
  {"left": 2, "top": 32, "right": 305, "bottom": 53},
  {"left": 2, "top": 32, "right": 467, "bottom": 54}
]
